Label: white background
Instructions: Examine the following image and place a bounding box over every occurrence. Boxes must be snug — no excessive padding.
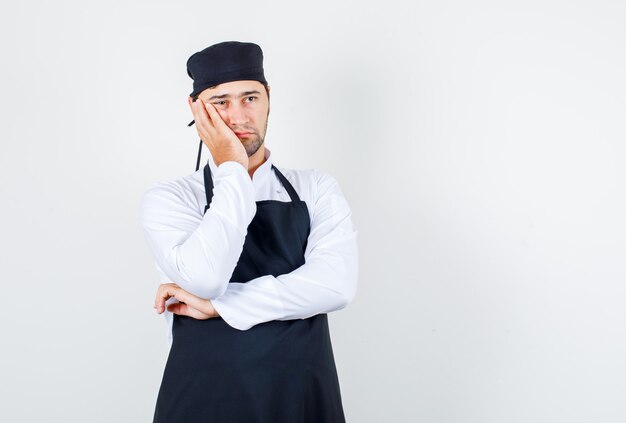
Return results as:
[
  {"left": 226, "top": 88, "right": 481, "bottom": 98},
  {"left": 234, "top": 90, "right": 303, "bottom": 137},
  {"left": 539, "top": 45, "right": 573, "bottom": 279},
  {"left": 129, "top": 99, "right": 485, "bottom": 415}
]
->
[{"left": 1, "top": 1, "right": 625, "bottom": 422}]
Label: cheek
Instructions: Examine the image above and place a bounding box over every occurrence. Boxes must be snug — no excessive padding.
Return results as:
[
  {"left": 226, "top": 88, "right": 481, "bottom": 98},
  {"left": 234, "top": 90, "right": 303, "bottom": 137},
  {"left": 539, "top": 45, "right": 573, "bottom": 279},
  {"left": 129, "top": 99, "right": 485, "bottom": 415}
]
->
[{"left": 254, "top": 107, "right": 269, "bottom": 123}]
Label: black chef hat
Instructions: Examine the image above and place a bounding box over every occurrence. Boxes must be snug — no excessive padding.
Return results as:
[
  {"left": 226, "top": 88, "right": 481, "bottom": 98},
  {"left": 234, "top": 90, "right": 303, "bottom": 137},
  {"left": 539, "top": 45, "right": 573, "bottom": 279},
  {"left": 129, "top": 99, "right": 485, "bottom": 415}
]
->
[{"left": 186, "top": 41, "right": 268, "bottom": 97}]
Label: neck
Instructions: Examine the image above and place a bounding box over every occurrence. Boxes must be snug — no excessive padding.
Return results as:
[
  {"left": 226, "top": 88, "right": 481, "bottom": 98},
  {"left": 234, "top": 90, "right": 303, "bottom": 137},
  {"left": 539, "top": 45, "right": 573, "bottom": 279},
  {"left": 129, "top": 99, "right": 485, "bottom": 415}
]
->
[{"left": 247, "top": 145, "right": 266, "bottom": 178}]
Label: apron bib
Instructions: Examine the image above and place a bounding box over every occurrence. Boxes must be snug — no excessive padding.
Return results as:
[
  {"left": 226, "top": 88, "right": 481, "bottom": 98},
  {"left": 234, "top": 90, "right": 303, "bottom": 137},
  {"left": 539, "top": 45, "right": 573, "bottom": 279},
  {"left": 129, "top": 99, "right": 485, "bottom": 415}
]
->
[{"left": 153, "top": 164, "right": 345, "bottom": 423}]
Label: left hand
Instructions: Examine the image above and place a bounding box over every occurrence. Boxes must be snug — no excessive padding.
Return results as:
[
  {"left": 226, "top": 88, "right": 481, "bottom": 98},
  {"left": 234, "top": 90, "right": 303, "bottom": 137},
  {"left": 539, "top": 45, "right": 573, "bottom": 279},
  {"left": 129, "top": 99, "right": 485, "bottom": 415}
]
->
[{"left": 154, "top": 283, "right": 219, "bottom": 320}]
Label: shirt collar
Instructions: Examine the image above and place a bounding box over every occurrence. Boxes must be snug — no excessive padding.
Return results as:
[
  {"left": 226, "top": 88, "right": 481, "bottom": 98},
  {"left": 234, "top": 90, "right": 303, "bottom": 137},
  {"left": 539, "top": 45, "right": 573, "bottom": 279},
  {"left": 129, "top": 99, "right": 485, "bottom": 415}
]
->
[{"left": 206, "top": 146, "right": 273, "bottom": 182}]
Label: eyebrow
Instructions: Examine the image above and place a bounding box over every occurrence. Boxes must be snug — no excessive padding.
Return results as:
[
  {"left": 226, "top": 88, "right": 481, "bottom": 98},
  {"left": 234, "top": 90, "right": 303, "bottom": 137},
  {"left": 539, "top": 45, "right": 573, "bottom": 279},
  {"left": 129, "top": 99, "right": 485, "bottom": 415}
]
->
[{"left": 207, "top": 90, "right": 262, "bottom": 101}]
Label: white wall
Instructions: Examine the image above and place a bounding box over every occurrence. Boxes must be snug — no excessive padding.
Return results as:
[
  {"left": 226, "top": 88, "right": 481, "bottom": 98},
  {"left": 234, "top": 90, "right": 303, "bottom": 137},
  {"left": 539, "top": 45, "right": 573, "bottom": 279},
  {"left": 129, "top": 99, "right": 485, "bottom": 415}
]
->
[{"left": 1, "top": 1, "right": 624, "bottom": 421}]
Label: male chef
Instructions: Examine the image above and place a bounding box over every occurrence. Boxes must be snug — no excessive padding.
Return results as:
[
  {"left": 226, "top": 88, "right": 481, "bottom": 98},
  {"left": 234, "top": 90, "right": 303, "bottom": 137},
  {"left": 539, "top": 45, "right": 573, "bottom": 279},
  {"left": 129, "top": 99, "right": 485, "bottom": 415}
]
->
[{"left": 140, "top": 41, "right": 358, "bottom": 422}]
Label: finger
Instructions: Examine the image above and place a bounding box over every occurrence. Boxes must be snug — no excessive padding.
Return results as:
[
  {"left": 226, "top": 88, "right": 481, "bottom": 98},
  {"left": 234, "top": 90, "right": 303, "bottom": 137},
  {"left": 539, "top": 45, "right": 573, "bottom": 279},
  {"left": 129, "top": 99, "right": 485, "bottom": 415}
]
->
[
  {"left": 193, "top": 101, "right": 219, "bottom": 144},
  {"left": 205, "top": 103, "right": 243, "bottom": 147},
  {"left": 167, "top": 302, "right": 211, "bottom": 320},
  {"left": 204, "top": 103, "right": 230, "bottom": 133},
  {"left": 154, "top": 283, "right": 211, "bottom": 317},
  {"left": 187, "top": 97, "right": 197, "bottom": 121},
  {"left": 154, "top": 283, "right": 178, "bottom": 314},
  {"left": 167, "top": 302, "right": 200, "bottom": 319},
  {"left": 187, "top": 98, "right": 209, "bottom": 133},
  {"left": 188, "top": 96, "right": 201, "bottom": 122},
  {"left": 154, "top": 285, "right": 166, "bottom": 313},
  {"left": 194, "top": 99, "right": 217, "bottom": 131},
  {"left": 168, "top": 287, "right": 212, "bottom": 315}
]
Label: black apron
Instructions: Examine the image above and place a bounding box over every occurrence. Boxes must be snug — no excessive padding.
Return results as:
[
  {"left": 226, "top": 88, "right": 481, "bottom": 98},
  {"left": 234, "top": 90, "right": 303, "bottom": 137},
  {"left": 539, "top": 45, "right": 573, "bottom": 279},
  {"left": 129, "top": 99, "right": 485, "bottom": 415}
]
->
[{"left": 153, "top": 163, "right": 346, "bottom": 423}]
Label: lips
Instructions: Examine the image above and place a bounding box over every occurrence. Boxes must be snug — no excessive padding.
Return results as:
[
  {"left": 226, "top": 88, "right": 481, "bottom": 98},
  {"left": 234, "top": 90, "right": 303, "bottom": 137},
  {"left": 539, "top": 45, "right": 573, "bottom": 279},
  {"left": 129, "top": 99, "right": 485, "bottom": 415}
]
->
[{"left": 234, "top": 132, "right": 253, "bottom": 137}]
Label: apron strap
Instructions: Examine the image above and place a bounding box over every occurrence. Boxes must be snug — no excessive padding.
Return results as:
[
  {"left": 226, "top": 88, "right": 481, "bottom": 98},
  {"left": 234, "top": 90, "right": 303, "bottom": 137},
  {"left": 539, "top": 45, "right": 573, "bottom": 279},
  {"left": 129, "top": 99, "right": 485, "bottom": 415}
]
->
[
  {"left": 203, "top": 164, "right": 214, "bottom": 214},
  {"left": 203, "top": 162, "right": 302, "bottom": 214},
  {"left": 271, "top": 165, "right": 301, "bottom": 202},
  {"left": 195, "top": 139, "right": 203, "bottom": 172}
]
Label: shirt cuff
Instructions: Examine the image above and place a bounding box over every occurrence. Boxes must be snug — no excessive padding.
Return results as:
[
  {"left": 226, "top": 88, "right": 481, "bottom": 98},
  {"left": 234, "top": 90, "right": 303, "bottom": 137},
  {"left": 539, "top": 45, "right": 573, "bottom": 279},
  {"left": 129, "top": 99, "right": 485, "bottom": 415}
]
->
[
  {"left": 207, "top": 159, "right": 256, "bottom": 232},
  {"left": 216, "top": 160, "right": 248, "bottom": 174}
]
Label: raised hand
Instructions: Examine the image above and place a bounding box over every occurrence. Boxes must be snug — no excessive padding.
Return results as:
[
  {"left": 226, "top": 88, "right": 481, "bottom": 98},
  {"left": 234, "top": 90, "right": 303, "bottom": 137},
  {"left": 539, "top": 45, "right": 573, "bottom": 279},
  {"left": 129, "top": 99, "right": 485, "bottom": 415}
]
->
[{"left": 188, "top": 97, "right": 249, "bottom": 169}]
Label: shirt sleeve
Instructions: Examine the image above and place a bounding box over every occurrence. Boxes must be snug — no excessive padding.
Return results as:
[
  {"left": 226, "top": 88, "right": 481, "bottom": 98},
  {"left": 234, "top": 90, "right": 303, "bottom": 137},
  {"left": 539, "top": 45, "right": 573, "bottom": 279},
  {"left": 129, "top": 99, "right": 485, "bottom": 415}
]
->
[
  {"left": 139, "top": 161, "right": 257, "bottom": 300},
  {"left": 211, "top": 170, "right": 358, "bottom": 330}
]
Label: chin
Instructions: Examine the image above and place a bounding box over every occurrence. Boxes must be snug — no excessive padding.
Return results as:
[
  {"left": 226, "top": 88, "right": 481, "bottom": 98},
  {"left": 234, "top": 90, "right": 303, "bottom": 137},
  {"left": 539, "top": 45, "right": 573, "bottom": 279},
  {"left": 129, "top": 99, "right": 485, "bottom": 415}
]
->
[{"left": 244, "top": 139, "right": 264, "bottom": 157}]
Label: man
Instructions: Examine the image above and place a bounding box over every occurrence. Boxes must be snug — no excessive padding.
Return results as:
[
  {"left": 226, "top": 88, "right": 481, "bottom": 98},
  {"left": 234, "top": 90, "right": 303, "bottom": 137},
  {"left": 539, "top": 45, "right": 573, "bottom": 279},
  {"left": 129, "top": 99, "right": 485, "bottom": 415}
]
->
[{"left": 140, "top": 41, "right": 358, "bottom": 422}]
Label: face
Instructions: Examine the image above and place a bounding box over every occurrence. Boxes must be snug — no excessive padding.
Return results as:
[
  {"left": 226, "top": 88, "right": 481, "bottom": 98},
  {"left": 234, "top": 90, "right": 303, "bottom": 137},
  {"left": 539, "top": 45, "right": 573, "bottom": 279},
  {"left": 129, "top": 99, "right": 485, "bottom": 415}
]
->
[{"left": 196, "top": 80, "right": 270, "bottom": 157}]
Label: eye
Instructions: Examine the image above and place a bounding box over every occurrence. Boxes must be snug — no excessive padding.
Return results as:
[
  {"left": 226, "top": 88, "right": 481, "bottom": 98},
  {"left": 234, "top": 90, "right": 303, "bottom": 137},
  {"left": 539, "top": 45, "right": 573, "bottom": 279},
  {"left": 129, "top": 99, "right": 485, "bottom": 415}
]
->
[
  {"left": 212, "top": 100, "right": 227, "bottom": 106},
  {"left": 244, "top": 96, "right": 257, "bottom": 103}
]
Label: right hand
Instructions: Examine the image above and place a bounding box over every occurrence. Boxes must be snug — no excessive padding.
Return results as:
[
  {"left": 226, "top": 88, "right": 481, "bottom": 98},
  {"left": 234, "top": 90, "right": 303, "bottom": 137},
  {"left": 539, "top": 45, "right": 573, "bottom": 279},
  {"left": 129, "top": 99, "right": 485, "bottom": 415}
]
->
[{"left": 188, "top": 97, "right": 249, "bottom": 169}]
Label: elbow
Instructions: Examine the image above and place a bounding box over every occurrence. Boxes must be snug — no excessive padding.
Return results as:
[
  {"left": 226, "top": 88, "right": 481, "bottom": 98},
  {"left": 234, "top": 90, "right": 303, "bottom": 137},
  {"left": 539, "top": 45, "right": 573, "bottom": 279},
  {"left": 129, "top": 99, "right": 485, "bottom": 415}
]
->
[
  {"left": 336, "top": 234, "right": 358, "bottom": 309},
  {"left": 336, "top": 271, "right": 358, "bottom": 310},
  {"left": 325, "top": 249, "right": 358, "bottom": 311},
  {"left": 207, "top": 277, "right": 230, "bottom": 298},
  {"left": 190, "top": 278, "right": 229, "bottom": 299},
  {"left": 170, "top": 246, "right": 230, "bottom": 299},
  {"left": 177, "top": 273, "right": 229, "bottom": 299},
  {"left": 182, "top": 266, "right": 230, "bottom": 299},
  {"left": 343, "top": 253, "right": 359, "bottom": 306}
]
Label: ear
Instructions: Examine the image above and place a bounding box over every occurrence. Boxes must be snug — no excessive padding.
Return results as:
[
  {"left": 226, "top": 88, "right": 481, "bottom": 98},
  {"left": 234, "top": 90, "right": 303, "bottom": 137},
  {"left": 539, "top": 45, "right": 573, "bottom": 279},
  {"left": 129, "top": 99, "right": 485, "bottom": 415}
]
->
[{"left": 188, "top": 96, "right": 196, "bottom": 112}]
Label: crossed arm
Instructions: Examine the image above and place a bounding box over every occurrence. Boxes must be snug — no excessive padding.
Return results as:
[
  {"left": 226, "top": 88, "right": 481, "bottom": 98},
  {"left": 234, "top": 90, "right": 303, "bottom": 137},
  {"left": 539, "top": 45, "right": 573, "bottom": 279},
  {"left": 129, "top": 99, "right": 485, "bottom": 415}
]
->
[{"left": 140, "top": 163, "right": 358, "bottom": 330}]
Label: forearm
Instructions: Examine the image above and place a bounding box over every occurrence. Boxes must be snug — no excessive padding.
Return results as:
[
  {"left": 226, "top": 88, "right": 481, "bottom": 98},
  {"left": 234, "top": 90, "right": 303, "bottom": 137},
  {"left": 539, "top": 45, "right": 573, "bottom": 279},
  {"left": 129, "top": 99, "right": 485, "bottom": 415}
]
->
[
  {"left": 140, "top": 162, "right": 256, "bottom": 299},
  {"left": 212, "top": 230, "right": 358, "bottom": 330}
]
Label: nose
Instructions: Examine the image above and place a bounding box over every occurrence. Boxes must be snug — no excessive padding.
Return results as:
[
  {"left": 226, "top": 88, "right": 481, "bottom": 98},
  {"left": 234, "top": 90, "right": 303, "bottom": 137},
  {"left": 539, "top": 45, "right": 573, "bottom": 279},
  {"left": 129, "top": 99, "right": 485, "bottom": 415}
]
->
[{"left": 226, "top": 102, "right": 249, "bottom": 127}]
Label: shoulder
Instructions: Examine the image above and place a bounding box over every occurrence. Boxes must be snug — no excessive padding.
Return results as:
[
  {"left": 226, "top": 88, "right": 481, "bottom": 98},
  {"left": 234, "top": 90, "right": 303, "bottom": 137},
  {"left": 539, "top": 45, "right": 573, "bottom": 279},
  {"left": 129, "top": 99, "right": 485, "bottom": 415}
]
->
[
  {"left": 274, "top": 165, "right": 347, "bottom": 207},
  {"left": 277, "top": 165, "right": 354, "bottom": 234},
  {"left": 276, "top": 163, "right": 336, "bottom": 186}
]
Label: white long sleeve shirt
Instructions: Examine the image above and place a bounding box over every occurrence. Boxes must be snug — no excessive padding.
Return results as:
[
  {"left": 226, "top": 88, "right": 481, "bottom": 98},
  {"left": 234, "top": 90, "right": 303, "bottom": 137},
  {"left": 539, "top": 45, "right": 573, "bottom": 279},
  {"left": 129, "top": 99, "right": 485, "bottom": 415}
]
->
[{"left": 139, "top": 148, "right": 358, "bottom": 343}]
